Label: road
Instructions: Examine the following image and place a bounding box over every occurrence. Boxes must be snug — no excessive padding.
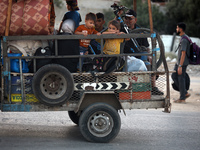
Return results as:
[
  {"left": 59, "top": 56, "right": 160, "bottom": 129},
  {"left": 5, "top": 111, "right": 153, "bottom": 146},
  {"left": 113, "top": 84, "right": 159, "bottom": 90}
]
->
[{"left": 0, "top": 110, "right": 200, "bottom": 150}]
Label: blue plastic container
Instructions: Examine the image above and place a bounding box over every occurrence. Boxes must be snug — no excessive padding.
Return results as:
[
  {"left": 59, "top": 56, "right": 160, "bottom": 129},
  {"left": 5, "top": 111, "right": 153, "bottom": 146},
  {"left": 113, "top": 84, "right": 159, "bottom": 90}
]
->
[{"left": 7, "top": 53, "right": 29, "bottom": 73}]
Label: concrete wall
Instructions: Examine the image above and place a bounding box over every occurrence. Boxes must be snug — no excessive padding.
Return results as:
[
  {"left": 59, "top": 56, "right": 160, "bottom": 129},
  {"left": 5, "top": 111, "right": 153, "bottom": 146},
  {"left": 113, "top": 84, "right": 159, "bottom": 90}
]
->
[{"left": 160, "top": 35, "right": 200, "bottom": 53}]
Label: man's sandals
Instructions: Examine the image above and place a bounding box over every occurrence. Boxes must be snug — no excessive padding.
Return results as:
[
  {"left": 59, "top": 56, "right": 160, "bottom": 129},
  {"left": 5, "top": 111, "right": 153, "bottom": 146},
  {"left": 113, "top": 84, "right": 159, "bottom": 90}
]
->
[{"left": 174, "top": 93, "right": 191, "bottom": 103}]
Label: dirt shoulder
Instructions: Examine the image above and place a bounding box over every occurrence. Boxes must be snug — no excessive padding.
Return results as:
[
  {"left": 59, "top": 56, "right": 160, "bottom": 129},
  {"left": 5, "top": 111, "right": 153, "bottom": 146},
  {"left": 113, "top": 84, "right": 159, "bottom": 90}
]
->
[
  {"left": 170, "top": 76, "right": 200, "bottom": 112},
  {"left": 161, "top": 62, "right": 200, "bottom": 112}
]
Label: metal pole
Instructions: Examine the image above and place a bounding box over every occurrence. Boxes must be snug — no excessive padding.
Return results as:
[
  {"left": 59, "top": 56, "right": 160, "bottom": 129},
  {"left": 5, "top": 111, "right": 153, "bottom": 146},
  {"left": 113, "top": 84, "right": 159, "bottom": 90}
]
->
[
  {"left": 133, "top": 0, "right": 137, "bottom": 12},
  {"left": 170, "top": 32, "right": 176, "bottom": 52},
  {"left": 5, "top": 0, "right": 12, "bottom": 36},
  {"left": 147, "top": 0, "right": 156, "bottom": 71},
  {"left": 147, "top": 0, "right": 153, "bottom": 33}
]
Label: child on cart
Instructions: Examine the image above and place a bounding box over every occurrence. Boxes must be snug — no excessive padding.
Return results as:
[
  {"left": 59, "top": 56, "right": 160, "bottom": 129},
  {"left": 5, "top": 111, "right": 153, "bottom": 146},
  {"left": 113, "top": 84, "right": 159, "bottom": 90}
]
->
[
  {"left": 102, "top": 20, "right": 128, "bottom": 55},
  {"left": 75, "top": 12, "right": 101, "bottom": 69},
  {"left": 58, "top": 0, "right": 81, "bottom": 33}
]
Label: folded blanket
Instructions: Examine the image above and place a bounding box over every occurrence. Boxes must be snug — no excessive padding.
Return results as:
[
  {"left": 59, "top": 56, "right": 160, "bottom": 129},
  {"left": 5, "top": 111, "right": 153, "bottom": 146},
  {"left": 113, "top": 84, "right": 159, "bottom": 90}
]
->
[{"left": 0, "top": 0, "right": 55, "bottom": 36}]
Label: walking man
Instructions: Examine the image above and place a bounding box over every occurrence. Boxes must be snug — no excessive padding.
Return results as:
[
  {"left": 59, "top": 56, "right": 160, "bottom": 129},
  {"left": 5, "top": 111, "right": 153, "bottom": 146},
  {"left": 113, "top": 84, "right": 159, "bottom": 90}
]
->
[{"left": 173, "top": 22, "right": 191, "bottom": 103}]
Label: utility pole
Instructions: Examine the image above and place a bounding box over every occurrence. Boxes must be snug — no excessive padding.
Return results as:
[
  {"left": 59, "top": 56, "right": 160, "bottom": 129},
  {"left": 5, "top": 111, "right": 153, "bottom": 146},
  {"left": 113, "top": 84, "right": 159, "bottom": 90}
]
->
[{"left": 133, "top": 0, "right": 137, "bottom": 12}]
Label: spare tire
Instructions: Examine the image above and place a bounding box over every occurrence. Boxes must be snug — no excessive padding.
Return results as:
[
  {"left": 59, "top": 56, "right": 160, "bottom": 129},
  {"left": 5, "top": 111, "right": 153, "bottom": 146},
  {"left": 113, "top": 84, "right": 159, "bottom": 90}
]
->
[{"left": 32, "top": 64, "right": 74, "bottom": 106}]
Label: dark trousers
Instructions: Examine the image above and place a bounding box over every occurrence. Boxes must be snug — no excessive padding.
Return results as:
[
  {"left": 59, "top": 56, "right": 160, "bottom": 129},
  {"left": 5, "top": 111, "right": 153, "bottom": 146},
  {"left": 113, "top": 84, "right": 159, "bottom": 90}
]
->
[{"left": 173, "top": 64, "right": 188, "bottom": 100}]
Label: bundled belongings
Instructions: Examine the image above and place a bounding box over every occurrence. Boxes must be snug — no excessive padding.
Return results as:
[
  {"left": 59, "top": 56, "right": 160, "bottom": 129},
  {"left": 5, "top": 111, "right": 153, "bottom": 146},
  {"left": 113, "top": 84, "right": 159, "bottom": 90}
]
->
[
  {"left": 6, "top": 40, "right": 50, "bottom": 73},
  {"left": 52, "top": 34, "right": 79, "bottom": 73},
  {"left": 125, "top": 56, "right": 147, "bottom": 72},
  {"left": 29, "top": 46, "right": 52, "bottom": 72},
  {"left": 52, "top": 19, "right": 79, "bottom": 73},
  {"left": 7, "top": 40, "right": 49, "bottom": 56},
  {"left": 0, "top": 0, "right": 55, "bottom": 36},
  {"left": 171, "top": 72, "right": 190, "bottom": 92}
]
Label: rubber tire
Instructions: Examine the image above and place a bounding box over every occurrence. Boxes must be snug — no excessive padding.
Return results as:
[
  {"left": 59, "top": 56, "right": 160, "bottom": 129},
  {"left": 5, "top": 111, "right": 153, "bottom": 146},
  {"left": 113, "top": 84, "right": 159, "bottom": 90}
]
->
[
  {"left": 32, "top": 64, "right": 74, "bottom": 106},
  {"left": 130, "top": 28, "right": 165, "bottom": 69},
  {"left": 68, "top": 111, "right": 79, "bottom": 125},
  {"left": 79, "top": 103, "right": 121, "bottom": 143}
]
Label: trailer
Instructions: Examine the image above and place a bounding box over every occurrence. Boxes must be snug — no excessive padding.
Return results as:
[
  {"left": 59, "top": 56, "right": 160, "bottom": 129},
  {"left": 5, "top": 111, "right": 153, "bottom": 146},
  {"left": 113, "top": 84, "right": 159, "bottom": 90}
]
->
[{"left": 0, "top": 0, "right": 171, "bottom": 143}]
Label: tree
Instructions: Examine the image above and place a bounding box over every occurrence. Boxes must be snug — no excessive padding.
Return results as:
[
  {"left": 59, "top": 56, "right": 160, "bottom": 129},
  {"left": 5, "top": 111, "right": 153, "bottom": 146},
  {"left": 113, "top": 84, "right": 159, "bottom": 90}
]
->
[
  {"left": 53, "top": 0, "right": 63, "bottom": 8},
  {"left": 103, "top": 0, "right": 166, "bottom": 33},
  {"left": 121, "top": 0, "right": 166, "bottom": 32},
  {"left": 165, "top": 0, "right": 200, "bottom": 37}
]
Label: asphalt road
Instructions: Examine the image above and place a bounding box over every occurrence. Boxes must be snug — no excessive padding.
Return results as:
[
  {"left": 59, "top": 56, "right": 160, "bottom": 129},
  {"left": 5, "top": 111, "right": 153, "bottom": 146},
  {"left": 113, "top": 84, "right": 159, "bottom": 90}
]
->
[{"left": 0, "top": 110, "right": 200, "bottom": 150}]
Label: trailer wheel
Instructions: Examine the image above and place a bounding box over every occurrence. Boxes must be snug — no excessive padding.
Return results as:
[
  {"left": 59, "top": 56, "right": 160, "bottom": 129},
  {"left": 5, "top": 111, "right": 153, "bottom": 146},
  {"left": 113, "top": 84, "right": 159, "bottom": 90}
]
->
[
  {"left": 79, "top": 103, "right": 121, "bottom": 143},
  {"left": 68, "top": 111, "right": 80, "bottom": 125},
  {"left": 32, "top": 64, "right": 74, "bottom": 106},
  {"left": 130, "top": 28, "right": 164, "bottom": 69}
]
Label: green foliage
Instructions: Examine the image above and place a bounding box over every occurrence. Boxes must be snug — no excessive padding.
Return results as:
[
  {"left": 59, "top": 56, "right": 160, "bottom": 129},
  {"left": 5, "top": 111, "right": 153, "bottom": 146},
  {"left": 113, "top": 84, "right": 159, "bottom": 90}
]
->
[
  {"left": 103, "top": 0, "right": 166, "bottom": 33},
  {"left": 103, "top": 0, "right": 200, "bottom": 37},
  {"left": 103, "top": 9, "right": 116, "bottom": 27},
  {"left": 165, "top": 0, "right": 200, "bottom": 37},
  {"left": 53, "top": 0, "right": 63, "bottom": 8}
]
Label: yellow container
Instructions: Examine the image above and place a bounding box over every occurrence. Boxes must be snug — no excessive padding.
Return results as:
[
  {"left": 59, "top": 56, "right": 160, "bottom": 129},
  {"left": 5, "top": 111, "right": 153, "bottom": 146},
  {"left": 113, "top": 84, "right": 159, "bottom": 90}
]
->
[{"left": 10, "top": 94, "right": 39, "bottom": 103}]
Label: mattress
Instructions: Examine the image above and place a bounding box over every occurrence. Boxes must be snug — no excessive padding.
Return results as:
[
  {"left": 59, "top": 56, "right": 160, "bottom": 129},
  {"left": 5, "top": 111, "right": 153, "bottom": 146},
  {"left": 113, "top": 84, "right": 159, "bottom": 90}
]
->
[{"left": 0, "top": 0, "right": 55, "bottom": 36}]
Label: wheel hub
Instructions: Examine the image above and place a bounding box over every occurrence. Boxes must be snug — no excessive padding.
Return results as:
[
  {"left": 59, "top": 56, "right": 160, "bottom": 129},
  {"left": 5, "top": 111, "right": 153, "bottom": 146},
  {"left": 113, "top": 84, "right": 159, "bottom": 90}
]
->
[
  {"left": 88, "top": 112, "right": 113, "bottom": 137},
  {"left": 40, "top": 73, "right": 67, "bottom": 99},
  {"left": 45, "top": 77, "right": 60, "bottom": 92},
  {"left": 92, "top": 114, "right": 109, "bottom": 132}
]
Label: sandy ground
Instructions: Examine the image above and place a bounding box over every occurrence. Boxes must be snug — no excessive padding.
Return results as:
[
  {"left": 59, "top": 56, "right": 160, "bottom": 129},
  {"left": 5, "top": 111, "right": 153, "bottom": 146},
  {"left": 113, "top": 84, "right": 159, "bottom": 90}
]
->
[
  {"left": 161, "top": 62, "right": 200, "bottom": 112},
  {"left": 170, "top": 76, "right": 200, "bottom": 112}
]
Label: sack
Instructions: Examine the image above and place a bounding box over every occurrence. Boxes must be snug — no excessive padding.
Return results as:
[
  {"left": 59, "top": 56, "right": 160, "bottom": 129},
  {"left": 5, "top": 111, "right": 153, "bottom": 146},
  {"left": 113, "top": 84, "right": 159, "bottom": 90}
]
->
[
  {"left": 29, "top": 46, "right": 52, "bottom": 72},
  {"left": 171, "top": 72, "right": 190, "bottom": 91},
  {"left": 182, "top": 36, "right": 200, "bottom": 65},
  {"left": 125, "top": 56, "right": 147, "bottom": 72}
]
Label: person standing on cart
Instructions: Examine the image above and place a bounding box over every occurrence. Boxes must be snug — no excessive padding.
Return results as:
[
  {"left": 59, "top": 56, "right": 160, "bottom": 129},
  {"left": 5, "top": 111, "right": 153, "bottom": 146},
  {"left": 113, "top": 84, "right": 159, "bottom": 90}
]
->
[
  {"left": 58, "top": 0, "right": 82, "bottom": 33},
  {"left": 89, "top": 12, "right": 106, "bottom": 55},
  {"left": 173, "top": 22, "right": 191, "bottom": 103},
  {"left": 122, "top": 9, "right": 163, "bottom": 95},
  {"left": 95, "top": 13, "right": 105, "bottom": 32}
]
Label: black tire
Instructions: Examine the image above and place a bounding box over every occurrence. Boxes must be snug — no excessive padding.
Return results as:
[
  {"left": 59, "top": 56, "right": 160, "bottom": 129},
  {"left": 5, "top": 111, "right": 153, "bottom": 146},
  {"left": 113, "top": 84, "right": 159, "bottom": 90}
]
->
[
  {"left": 79, "top": 103, "right": 121, "bottom": 143},
  {"left": 32, "top": 64, "right": 74, "bottom": 106},
  {"left": 130, "top": 28, "right": 164, "bottom": 69},
  {"left": 68, "top": 111, "right": 80, "bottom": 125}
]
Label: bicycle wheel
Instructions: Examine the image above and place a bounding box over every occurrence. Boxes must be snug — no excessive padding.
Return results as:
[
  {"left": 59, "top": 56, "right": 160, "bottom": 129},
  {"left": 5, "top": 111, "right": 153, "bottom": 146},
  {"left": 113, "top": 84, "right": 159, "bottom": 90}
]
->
[{"left": 129, "top": 28, "right": 164, "bottom": 69}]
